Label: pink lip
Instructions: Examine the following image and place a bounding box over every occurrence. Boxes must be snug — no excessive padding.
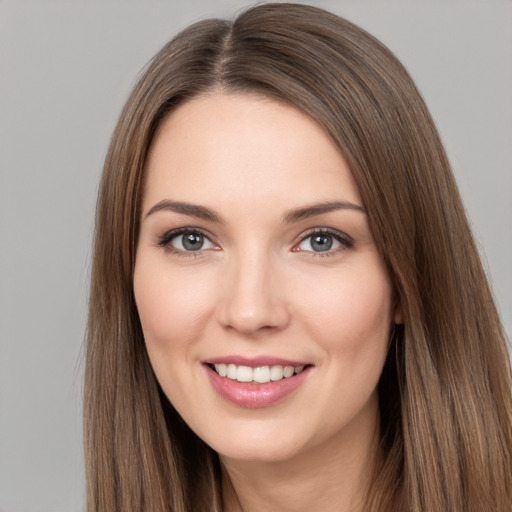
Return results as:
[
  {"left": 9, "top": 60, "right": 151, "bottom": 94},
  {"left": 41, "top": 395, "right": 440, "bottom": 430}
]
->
[{"left": 204, "top": 363, "right": 311, "bottom": 409}]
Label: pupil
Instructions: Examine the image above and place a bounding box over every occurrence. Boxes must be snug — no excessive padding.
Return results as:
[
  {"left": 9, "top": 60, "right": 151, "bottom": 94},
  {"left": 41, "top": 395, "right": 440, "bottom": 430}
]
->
[
  {"left": 182, "top": 233, "right": 203, "bottom": 251},
  {"left": 311, "top": 234, "right": 332, "bottom": 251}
]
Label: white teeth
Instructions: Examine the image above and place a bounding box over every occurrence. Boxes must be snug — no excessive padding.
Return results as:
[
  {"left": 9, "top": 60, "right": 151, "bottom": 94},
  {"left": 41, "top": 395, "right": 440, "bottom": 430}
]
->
[
  {"left": 270, "top": 365, "right": 284, "bottom": 381},
  {"left": 227, "top": 364, "right": 237, "bottom": 379},
  {"left": 253, "top": 366, "right": 271, "bottom": 383},
  {"left": 214, "top": 363, "right": 227, "bottom": 377},
  {"left": 236, "top": 365, "right": 253, "bottom": 382},
  {"left": 283, "top": 366, "right": 294, "bottom": 378},
  {"left": 212, "top": 363, "right": 306, "bottom": 383}
]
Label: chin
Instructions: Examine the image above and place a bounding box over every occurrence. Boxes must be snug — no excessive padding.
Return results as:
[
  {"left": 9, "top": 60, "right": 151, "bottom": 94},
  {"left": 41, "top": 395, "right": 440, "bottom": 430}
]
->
[
  {"left": 216, "top": 439, "right": 305, "bottom": 464},
  {"left": 198, "top": 419, "right": 319, "bottom": 465}
]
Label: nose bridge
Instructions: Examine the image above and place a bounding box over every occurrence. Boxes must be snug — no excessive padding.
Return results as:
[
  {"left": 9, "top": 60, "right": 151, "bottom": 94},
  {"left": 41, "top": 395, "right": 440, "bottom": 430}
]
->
[{"left": 217, "top": 243, "right": 288, "bottom": 334}]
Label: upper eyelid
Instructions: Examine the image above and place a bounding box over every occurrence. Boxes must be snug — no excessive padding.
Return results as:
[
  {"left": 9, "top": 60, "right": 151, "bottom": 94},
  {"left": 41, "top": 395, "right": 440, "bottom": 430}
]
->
[
  {"left": 156, "top": 226, "right": 218, "bottom": 249},
  {"left": 295, "top": 227, "right": 353, "bottom": 244},
  {"left": 156, "top": 226, "right": 353, "bottom": 250},
  {"left": 159, "top": 226, "right": 214, "bottom": 240}
]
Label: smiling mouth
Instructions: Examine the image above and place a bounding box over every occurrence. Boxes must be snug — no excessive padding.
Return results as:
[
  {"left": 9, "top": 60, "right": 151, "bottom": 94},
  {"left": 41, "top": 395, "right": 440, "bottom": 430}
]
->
[{"left": 208, "top": 363, "right": 307, "bottom": 384}]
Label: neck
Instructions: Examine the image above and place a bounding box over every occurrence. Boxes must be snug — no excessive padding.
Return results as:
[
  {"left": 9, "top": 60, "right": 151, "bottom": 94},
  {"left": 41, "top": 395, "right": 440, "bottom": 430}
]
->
[{"left": 220, "top": 399, "right": 381, "bottom": 512}]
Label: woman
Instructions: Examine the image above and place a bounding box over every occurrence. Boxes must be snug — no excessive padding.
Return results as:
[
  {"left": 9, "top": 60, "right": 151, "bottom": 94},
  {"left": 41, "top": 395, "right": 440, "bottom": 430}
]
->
[{"left": 85, "top": 3, "right": 512, "bottom": 511}]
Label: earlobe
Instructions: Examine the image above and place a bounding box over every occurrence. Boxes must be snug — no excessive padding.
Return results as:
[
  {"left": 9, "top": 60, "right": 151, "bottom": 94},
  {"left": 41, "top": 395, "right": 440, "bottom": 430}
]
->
[{"left": 393, "top": 302, "right": 403, "bottom": 325}]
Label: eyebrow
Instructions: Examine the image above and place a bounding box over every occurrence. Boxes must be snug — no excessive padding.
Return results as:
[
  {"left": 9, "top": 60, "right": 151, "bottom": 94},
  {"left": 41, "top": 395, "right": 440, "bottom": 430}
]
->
[
  {"left": 282, "top": 201, "right": 365, "bottom": 223},
  {"left": 144, "top": 199, "right": 365, "bottom": 224},
  {"left": 144, "top": 200, "right": 223, "bottom": 223}
]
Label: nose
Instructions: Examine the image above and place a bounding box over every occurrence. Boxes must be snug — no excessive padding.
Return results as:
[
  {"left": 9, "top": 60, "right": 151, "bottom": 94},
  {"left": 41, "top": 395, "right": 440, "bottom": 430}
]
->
[{"left": 216, "top": 249, "right": 290, "bottom": 335}]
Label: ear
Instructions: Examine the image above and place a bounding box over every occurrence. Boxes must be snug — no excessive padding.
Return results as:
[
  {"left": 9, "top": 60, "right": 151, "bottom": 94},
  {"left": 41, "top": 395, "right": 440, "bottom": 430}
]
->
[{"left": 393, "top": 300, "right": 403, "bottom": 325}]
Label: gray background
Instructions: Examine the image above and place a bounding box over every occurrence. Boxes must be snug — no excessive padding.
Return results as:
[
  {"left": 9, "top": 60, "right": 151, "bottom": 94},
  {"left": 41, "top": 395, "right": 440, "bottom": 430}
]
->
[{"left": 0, "top": 1, "right": 510, "bottom": 510}]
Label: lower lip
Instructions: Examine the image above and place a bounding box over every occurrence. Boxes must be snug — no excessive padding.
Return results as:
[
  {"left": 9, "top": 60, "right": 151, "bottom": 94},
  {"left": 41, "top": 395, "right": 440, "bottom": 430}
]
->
[{"left": 204, "top": 365, "right": 310, "bottom": 408}]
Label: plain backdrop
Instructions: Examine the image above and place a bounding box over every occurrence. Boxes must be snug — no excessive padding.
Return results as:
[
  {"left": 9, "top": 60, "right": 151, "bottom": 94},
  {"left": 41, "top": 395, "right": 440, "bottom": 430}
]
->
[{"left": 0, "top": 1, "right": 510, "bottom": 510}]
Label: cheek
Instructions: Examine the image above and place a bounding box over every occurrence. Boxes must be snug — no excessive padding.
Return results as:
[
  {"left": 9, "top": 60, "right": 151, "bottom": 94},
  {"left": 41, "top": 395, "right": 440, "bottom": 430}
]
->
[
  {"left": 294, "top": 261, "right": 393, "bottom": 357},
  {"left": 133, "top": 259, "right": 215, "bottom": 353}
]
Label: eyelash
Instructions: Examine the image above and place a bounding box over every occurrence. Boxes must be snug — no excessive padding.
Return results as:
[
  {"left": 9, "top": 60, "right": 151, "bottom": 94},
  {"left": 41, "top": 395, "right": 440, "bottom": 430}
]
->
[
  {"left": 157, "top": 228, "right": 217, "bottom": 258},
  {"left": 293, "top": 228, "right": 353, "bottom": 257},
  {"left": 156, "top": 227, "right": 353, "bottom": 257}
]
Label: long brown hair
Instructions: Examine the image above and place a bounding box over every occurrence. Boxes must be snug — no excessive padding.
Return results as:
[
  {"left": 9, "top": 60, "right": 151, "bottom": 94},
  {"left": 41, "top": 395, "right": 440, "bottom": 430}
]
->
[{"left": 85, "top": 3, "right": 512, "bottom": 511}]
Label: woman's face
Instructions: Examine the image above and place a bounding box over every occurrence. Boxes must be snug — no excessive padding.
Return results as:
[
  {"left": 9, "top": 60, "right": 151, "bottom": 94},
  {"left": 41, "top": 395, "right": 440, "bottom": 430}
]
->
[{"left": 134, "top": 93, "right": 400, "bottom": 463}]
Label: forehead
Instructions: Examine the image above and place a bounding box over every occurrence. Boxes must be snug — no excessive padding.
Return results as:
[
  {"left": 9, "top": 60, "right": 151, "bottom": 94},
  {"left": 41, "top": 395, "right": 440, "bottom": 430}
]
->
[{"left": 143, "top": 92, "right": 362, "bottom": 211}]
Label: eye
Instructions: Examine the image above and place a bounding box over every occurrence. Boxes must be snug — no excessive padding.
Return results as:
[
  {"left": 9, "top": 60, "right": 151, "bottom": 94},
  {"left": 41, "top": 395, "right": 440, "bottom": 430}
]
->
[
  {"left": 294, "top": 229, "right": 352, "bottom": 254},
  {"left": 158, "top": 228, "right": 217, "bottom": 254}
]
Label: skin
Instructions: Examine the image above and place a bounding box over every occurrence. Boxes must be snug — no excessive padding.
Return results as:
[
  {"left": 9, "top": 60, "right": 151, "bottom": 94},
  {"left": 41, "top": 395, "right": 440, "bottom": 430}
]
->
[{"left": 134, "top": 92, "right": 402, "bottom": 511}]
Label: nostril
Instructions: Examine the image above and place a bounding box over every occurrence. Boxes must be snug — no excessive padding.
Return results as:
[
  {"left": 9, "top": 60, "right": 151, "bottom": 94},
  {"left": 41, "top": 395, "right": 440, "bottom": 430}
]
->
[{"left": 217, "top": 302, "right": 291, "bottom": 335}]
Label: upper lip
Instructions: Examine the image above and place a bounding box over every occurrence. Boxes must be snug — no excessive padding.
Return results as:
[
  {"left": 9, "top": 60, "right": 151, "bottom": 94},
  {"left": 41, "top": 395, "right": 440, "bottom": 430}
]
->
[{"left": 203, "top": 355, "right": 311, "bottom": 367}]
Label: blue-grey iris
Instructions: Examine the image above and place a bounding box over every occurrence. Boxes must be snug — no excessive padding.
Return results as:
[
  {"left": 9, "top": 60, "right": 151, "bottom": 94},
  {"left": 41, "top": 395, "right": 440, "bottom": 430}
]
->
[
  {"left": 311, "top": 234, "right": 333, "bottom": 251},
  {"left": 182, "top": 233, "right": 204, "bottom": 251}
]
